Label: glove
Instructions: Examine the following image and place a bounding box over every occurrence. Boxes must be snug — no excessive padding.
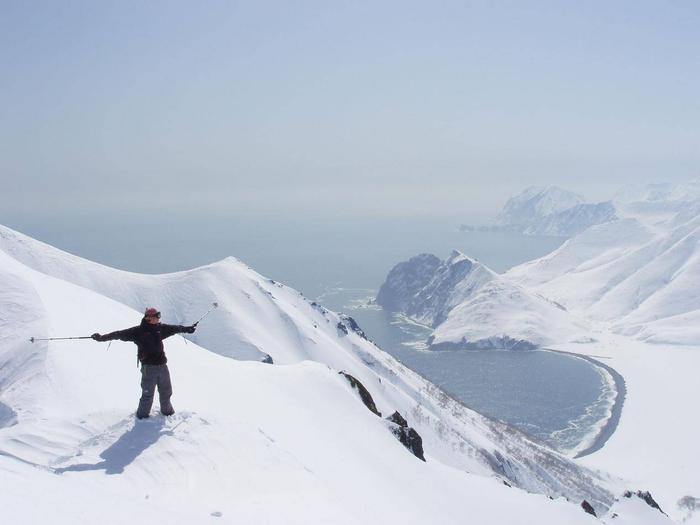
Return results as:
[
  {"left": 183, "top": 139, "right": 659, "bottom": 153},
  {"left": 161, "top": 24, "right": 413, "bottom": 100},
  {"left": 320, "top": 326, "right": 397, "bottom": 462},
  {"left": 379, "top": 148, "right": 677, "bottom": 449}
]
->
[
  {"left": 184, "top": 325, "right": 196, "bottom": 334},
  {"left": 91, "top": 333, "right": 105, "bottom": 342}
]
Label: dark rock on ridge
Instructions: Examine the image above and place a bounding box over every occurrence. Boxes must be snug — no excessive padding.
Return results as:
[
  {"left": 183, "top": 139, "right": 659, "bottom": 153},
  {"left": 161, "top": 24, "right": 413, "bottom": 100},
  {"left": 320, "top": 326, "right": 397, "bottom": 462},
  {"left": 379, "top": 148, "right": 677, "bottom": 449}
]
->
[
  {"left": 581, "top": 500, "right": 597, "bottom": 517},
  {"left": 338, "top": 372, "right": 381, "bottom": 417},
  {"left": 376, "top": 253, "right": 441, "bottom": 314},
  {"left": 338, "top": 372, "right": 426, "bottom": 462},
  {"left": 339, "top": 314, "right": 369, "bottom": 341},
  {"left": 623, "top": 490, "right": 666, "bottom": 515},
  {"left": 386, "top": 411, "right": 426, "bottom": 462}
]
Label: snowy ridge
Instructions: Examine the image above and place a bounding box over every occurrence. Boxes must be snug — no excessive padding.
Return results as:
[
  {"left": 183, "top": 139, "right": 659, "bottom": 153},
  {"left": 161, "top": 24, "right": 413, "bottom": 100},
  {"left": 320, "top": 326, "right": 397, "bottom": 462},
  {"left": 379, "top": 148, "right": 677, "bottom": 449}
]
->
[{"left": 0, "top": 224, "right": 656, "bottom": 524}]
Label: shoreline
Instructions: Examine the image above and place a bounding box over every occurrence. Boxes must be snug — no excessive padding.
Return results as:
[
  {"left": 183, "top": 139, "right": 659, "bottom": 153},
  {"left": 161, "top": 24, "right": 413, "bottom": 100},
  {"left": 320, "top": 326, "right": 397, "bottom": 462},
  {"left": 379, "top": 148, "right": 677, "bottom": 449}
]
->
[{"left": 544, "top": 349, "right": 626, "bottom": 459}]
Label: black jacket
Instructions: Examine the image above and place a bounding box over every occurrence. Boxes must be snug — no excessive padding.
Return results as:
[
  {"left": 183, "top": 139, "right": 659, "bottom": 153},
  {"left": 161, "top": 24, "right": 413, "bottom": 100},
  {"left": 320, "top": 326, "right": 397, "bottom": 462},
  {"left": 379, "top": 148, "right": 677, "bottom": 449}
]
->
[{"left": 101, "top": 319, "right": 190, "bottom": 365}]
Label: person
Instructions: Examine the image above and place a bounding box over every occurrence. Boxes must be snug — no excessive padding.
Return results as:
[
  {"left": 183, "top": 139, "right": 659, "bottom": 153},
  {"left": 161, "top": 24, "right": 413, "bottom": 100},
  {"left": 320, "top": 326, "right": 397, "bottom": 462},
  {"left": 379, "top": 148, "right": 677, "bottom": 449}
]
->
[{"left": 92, "top": 307, "right": 196, "bottom": 419}]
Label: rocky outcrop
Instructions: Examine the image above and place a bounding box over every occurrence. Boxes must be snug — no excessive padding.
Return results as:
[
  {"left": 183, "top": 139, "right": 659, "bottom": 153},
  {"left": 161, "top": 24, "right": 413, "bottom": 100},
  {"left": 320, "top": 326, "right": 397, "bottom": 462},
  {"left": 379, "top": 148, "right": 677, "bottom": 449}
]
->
[
  {"left": 623, "top": 490, "right": 666, "bottom": 515},
  {"left": 338, "top": 372, "right": 381, "bottom": 417},
  {"left": 339, "top": 373, "right": 426, "bottom": 462},
  {"left": 386, "top": 411, "right": 426, "bottom": 462},
  {"left": 581, "top": 500, "right": 597, "bottom": 517},
  {"left": 375, "top": 253, "right": 441, "bottom": 315},
  {"left": 339, "top": 314, "right": 369, "bottom": 341}
]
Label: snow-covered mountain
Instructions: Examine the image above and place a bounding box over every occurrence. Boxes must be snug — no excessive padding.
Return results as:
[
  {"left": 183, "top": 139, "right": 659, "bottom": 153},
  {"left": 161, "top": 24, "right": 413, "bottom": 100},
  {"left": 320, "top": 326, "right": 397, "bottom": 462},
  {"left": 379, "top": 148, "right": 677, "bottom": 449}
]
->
[
  {"left": 507, "top": 183, "right": 700, "bottom": 345},
  {"left": 461, "top": 186, "right": 616, "bottom": 237},
  {"left": 376, "top": 250, "right": 588, "bottom": 350},
  {"left": 1, "top": 224, "right": 658, "bottom": 524},
  {"left": 497, "top": 186, "right": 586, "bottom": 226},
  {"left": 456, "top": 180, "right": 700, "bottom": 345}
]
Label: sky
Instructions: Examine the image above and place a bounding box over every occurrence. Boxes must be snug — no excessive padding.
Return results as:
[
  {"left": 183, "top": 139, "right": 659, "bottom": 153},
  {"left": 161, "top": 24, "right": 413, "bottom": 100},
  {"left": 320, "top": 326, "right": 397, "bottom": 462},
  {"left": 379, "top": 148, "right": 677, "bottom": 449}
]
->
[{"left": 1, "top": 0, "right": 699, "bottom": 220}]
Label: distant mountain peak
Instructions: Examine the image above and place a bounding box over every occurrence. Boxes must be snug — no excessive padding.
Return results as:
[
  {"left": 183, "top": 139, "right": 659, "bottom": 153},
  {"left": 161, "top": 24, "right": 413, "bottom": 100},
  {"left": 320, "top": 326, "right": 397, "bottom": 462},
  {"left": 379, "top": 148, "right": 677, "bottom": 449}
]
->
[
  {"left": 497, "top": 187, "right": 586, "bottom": 227},
  {"left": 460, "top": 186, "right": 614, "bottom": 238}
]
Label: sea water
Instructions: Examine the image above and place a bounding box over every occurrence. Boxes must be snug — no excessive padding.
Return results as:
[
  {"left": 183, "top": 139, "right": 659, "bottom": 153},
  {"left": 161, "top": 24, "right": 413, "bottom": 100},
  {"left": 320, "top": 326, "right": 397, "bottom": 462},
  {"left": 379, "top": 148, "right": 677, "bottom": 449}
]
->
[{"left": 319, "top": 288, "right": 615, "bottom": 453}]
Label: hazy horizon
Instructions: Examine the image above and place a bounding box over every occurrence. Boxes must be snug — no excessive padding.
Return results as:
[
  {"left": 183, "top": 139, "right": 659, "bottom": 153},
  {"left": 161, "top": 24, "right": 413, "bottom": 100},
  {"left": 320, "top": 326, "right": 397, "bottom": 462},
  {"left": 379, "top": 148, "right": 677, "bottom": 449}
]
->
[{"left": 2, "top": 1, "right": 699, "bottom": 220}]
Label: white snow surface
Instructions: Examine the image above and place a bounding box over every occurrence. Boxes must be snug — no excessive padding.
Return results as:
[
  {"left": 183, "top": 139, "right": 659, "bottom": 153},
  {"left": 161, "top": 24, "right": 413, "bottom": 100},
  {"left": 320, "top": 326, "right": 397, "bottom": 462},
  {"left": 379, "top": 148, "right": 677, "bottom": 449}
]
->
[{"left": 0, "top": 224, "right": 659, "bottom": 524}]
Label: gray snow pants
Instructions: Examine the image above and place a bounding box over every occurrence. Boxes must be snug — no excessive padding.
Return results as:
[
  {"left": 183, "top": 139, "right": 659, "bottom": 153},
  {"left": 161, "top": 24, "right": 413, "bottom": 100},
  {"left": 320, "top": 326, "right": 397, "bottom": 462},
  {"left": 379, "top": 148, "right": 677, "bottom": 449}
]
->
[{"left": 137, "top": 364, "right": 174, "bottom": 418}]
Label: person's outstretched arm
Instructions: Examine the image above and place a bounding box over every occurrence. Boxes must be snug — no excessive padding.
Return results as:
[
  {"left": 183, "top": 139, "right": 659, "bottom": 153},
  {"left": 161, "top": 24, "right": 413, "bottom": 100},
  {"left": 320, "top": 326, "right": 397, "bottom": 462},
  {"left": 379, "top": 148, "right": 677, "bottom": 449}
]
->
[
  {"left": 159, "top": 324, "right": 196, "bottom": 339},
  {"left": 92, "top": 326, "right": 139, "bottom": 342}
]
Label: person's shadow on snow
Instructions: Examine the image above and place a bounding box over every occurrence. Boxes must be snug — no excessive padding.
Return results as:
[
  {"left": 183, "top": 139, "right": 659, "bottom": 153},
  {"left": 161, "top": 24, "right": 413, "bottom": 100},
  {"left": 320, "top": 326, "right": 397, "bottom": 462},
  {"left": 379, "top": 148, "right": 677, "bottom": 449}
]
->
[{"left": 55, "top": 418, "right": 172, "bottom": 475}]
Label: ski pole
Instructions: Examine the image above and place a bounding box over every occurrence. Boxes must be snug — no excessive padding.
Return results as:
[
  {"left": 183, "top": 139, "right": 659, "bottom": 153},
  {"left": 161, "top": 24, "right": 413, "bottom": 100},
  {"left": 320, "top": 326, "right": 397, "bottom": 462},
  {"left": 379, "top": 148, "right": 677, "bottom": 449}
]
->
[
  {"left": 29, "top": 336, "right": 93, "bottom": 343},
  {"left": 192, "top": 302, "right": 219, "bottom": 326}
]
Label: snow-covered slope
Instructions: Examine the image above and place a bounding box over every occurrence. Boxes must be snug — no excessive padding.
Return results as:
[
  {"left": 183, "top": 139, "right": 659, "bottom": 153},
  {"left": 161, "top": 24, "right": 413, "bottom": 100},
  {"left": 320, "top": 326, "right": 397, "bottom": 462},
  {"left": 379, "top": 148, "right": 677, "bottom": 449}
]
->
[
  {"left": 522, "top": 201, "right": 617, "bottom": 236},
  {"left": 376, "top": 250, "right": 588, "bottom": 350},
  {"left": 0, "top": 224, "right": 646, "bottom": 523},
  {"left": 506, "top": 185, "right": 700, "bottom": 345}
]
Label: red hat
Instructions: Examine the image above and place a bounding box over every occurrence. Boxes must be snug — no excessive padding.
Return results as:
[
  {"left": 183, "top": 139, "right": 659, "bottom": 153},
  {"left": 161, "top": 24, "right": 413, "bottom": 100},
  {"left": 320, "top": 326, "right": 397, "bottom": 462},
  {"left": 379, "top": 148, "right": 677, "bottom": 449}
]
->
[{"left": 144, "top": 307, "right": 160, "bottom": 318}]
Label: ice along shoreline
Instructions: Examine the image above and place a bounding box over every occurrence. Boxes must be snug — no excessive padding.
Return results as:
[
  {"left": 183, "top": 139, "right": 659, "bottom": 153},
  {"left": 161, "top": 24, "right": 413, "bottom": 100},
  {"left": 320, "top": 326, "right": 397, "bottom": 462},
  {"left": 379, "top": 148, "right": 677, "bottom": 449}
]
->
[{"left": 544, "top": 349, "right": 626, "bottom": 459}]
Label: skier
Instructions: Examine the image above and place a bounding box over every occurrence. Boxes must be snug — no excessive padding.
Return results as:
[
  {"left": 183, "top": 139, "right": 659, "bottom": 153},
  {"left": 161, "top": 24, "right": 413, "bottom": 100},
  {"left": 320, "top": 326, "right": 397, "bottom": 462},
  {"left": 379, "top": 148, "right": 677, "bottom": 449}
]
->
[{"left": 91, "top": 307, "right": 196, "bottom": 419}]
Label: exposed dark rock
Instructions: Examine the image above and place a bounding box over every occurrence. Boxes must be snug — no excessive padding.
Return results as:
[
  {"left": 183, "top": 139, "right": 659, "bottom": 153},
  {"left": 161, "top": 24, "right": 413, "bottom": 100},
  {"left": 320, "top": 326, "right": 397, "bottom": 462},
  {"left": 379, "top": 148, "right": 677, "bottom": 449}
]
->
[
  {"left": 336, "top": 322, "right": 348, "bottom": 335},
  {"left": 386, "top": 411, "right": 425, "bottom": 462},
  {"left": 338, "top": 372, "right": 381, "bottom": 417},
  {"left": 310, "top": 301, "right": 327, "bottom": 314},
  {"left": 375, "top": 253, "right": 442, "bottom": 313},
  {"left": 387, "top": 411, "right": 408, "bottom": 427},
  {"left": 581, "top": 500, "right": 597, "bottom": 517},
  {"left": 503, "top": 480, "right": 512, "bottom": 488},
  {"left": 623, "top": 490, "right": 666, "bottom": 515},
  {"left": 339, "top": 314, "right": 369, "bottom": 341},
  {"left": 338, "top": 374, "right": 426, "bottom": 463},
  {"left": 261, "top": 354, "right": 273, "bottom": 364}
]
